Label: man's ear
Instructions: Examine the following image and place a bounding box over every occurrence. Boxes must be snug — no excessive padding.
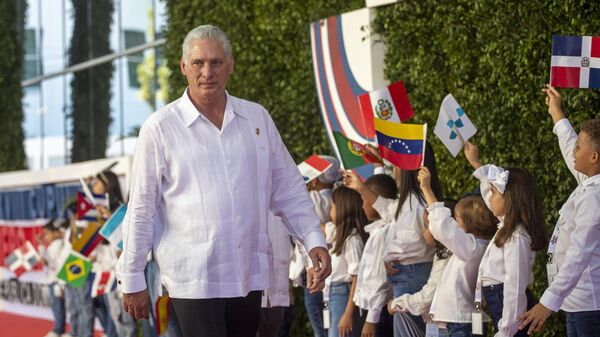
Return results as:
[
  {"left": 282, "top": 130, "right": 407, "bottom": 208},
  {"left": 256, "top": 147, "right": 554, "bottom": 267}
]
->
[
  {"left": 592, "top": 151, "right": 599, "bottom": 164},
  {"left": 180, "top": 58, "right": 186, "bottom": 75}
]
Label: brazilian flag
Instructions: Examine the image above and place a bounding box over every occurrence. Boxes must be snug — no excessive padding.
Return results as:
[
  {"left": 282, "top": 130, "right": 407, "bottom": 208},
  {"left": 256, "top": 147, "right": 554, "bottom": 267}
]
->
[
  {"left": 57, "top": 250, "right": 92, "bottom": 288},
  {"left": 333, "top": 131, "right": 378, "bottom": 169}
]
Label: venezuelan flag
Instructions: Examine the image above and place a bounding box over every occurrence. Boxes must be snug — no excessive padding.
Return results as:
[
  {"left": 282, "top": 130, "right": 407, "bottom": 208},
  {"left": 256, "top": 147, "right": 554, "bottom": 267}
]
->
[{"left": 374, "top": 119, "right": 427, "bottom": 170}]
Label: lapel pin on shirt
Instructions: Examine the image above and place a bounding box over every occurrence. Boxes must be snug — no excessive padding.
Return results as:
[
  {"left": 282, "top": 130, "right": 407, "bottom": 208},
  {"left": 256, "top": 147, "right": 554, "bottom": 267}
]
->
[{"left": 256, "top": 128, "right": 260, "bottom": 135}]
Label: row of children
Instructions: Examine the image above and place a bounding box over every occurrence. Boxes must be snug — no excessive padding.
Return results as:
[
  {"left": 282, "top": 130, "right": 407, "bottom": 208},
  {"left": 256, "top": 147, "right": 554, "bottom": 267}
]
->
[
  {"left": 37, "top": 171, "right": 149, "bottom": 337},
  {"left": 298, "top": 85, "right": 599, "bottom": 337}
]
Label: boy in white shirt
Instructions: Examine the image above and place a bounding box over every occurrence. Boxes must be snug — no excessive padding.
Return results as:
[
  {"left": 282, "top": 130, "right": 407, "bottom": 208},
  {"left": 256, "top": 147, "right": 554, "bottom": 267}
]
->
[{"left": 518, "top": 84, "right": 600, "bottom": 336}]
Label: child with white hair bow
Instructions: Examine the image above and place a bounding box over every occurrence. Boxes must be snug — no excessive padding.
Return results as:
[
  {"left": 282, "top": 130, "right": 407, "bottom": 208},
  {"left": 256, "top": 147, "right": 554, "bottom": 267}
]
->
[{"left": 464, "top": 142, "right": 547, "bottom": 337}]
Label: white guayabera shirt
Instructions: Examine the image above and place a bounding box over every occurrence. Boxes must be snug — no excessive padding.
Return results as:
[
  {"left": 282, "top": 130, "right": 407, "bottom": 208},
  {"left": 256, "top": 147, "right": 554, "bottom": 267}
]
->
[{"left": 117, "top": 89, "right": 326, "bottom": 299}]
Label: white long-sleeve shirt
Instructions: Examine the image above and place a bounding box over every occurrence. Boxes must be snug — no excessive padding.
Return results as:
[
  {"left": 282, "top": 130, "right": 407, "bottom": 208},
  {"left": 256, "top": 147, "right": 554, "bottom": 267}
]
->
[
  {"left": 372, "top": 195, "right": 434, "bottom": 265},
  {"left": 539, "top": 118, "right": 600, "bottom": 312},
  {"left": 116, "top": 90, "right": 326, "bottom": 299},
  {"left": 427, "top": 202, "right": 489, "bottom": 323},
  {"left": 474, "top": 165, "right": 535, "bottom": 337},
  {"left": 390, "top": 254, "right": 450, "bottom": 316},
  {"left": 325, "top": 222, "right": 364, "bottom": 284},
  {"left": 262, "top": 213, "right": 292, "bottom": 308},
  {"left": 353, "top": 219, "right": 391, "bottom": 323}
]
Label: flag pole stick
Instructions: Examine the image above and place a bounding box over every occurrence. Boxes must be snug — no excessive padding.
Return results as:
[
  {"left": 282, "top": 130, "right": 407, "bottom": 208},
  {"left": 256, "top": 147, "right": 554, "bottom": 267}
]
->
[{"left": 421, "top": 123, "right": 427, "bottom": 167}]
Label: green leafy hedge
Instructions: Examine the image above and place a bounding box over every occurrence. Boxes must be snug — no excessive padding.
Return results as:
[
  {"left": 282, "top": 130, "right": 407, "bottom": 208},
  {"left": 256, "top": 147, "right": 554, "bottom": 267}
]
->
[
  {"left": 373, "top": 1, "right": 600, "bottom": 336},
  {"left": 0, "top": 0, "right": 27, "bottom": 172}
]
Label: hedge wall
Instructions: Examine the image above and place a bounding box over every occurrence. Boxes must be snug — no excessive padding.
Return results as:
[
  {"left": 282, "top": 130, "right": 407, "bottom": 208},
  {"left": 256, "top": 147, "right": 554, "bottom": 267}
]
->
[
  {"left": 373, "top": 1, "right": 600, "bottom": 336},
  {"left": 0, "top": 0, "right": 27, "bottom": 172}
]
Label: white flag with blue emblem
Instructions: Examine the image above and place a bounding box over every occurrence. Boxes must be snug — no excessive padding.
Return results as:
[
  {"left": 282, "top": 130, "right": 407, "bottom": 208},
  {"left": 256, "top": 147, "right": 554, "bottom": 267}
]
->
[{"left": 434, "top": 94, "right": 477, "bottom": 157}]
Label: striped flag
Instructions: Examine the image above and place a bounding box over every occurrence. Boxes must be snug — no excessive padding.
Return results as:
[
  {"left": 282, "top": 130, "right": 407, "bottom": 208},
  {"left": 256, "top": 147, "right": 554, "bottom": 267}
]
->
[
  {"left": 297, "top": 155, "right": 333, "bottom": 183},
  {"left": 76, "top": 192, "right": 108, "bottom": 222},
  {"left": 155, "top": 295, "right": 171, "bottom": 335},
  {"left": 4, "top": 241, "right": 42, "bottom": 277},
  {"left": 551, "top": 35, "right": 600, "bottom": 88},
  {"left": 358, "top": 80, "right": 415, "bottom": 137},
  {"left": 72, "top": 222, "right": 104, "bottom": 257},
  {"left": 374, "top": 119, "right": 426, "bottom": 170},
  {"left": 99, "top": 204, "right": 126, "bottom": 251},
  {"left": 88, "top": 270, "right": 117, "bottom": 297}
]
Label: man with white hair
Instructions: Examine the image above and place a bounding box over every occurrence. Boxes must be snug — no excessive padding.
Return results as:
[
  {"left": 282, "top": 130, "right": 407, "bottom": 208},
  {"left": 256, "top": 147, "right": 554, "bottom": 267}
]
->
[{"left": 116, "top": 24, "right": 331, "bottom": 337}]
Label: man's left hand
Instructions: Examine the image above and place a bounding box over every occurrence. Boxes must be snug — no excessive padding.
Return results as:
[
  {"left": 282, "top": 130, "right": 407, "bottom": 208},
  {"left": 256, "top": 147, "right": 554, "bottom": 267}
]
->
[
  {"left": 307, "top": 246, "right": 331, "bottom": 293},
  {"left": 518, "top": 303, "right": 553, "bottom": 335}
]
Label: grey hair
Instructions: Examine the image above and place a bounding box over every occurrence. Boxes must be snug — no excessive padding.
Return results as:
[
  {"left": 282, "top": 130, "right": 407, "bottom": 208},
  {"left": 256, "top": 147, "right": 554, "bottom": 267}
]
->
[{"left": 181, "top": 24, "right": 232, "bottom": 62}]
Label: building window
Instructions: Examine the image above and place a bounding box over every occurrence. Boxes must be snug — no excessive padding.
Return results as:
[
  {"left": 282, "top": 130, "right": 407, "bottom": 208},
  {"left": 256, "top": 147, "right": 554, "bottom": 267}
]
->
[
  {"left": 23, "top": 28, "right": 40, "bottom": 83},
  {"left": 124, "top": 29, "right": 146, "bottom": 88}
]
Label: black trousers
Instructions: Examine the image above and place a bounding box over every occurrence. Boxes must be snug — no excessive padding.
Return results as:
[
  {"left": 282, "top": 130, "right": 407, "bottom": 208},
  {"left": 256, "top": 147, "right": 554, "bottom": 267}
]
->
[{"left": 171, "top": 290, "right": 262, "bottom": 337}]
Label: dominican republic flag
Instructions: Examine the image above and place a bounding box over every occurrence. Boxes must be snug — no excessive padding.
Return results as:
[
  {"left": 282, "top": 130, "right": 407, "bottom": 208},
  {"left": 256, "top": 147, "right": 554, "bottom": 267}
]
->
[
  {"left": 88, "top": 270, "right": 117, "bottom": 297},
  {"left": 358, "top": 80, "right": 415, "bottom": 138},
  {"left": 551, "top": 35, "right": 600, "bottom": 88},
  {"left": 374, "top": 119, "right": 426, "bottom": 170},
  {"left": 4, "top": 241, "right": 42, "bottom": 277},
  {"left": 99, "top": 204, "right": 126, "bottom": 251},
  {"left": 297, "top": 155, "right": 333, "bottom": 183}
]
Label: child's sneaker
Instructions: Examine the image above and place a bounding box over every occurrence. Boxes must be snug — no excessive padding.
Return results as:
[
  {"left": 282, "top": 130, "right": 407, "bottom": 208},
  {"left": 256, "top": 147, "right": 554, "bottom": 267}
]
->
[
  {"left": 43, "top": 332, "right": 60, "bottom": 337},
  {"left": 60, "top": 334, "right": 74, "bottom": 337}
]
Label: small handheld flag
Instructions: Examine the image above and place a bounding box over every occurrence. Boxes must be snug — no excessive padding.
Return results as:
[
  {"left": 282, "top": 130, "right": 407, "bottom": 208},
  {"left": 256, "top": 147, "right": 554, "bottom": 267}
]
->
[
  {"left": 332, "top": 131, "right": 380, "bottom": 169},
  {"left": 374, "top": 119, "right": 426, "bottom": 170},
  {"left": 155, "top": 295, "right": 171, "bottom": 335},
  {"left": 72, "top": 222, "right": 104, "bottom": 257},
  {"left": 99, "top": 204, "right": 126, "bottom": 251},
  {"left": 434, "top": 94, "right": 477, "bottom": 157},
  {"left": 358, "top": 80, "right": 415, "bottom": 137},
  {"left": 56, "top": 250, "right": 92, "bottom": 288},
  {"left": 88, "top": 270, "right": 117, "bottom": 297},
  {"left": 4, "top": 241, "right": 42, "bottom": 277},
  {"left": 550, "top": 35, "right": 600, "bottom": 88},
  {"left": 297, "top": 155, "right": 333, "bottom": 183}
]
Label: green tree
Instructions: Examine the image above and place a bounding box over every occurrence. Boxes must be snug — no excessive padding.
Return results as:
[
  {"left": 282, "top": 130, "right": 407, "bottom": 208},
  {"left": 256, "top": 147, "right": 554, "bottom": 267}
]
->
[
  {"left": 0, "top": 0, "right": 27, "bottom": 172},
  {"left": 69, "top": 0, "right": 114, "bottom": 162}
]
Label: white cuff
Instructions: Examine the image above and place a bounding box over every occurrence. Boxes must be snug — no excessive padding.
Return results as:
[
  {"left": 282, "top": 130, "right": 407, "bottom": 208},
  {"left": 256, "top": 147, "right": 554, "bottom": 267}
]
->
[
  {"left": 552, "top": 118, "right": 571, "bottom": 136},
  {"left": 539, "top": 289, "right": 562, "bottom": 312},
  {"left": 116, "top": 271, "right": 148, "bottom": 294},
  {"left": 303, "top": 230, "right": 327, "bottom": 253},
  {"left": 426, "top": 202, "right": 445, "bottom": 212},
  {"left": 366, "top": 306, "right": 382, "bottom": 323}
]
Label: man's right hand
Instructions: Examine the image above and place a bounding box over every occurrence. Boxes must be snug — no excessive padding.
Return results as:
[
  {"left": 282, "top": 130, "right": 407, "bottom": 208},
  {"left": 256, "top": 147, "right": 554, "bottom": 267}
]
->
[{"left": 123, "top": 289, "right": 151, "bottom": 320}]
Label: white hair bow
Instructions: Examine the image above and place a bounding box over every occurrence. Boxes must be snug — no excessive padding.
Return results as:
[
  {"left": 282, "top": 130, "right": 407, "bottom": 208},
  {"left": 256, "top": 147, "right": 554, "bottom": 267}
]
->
[{"left": 487, "top": 164, "right": 509, "bottom": 194}]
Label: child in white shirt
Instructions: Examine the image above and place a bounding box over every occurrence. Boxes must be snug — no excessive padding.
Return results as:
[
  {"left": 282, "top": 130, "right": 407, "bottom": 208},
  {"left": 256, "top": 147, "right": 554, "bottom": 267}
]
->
[
  {"left": 353, "top": 173, "right": 398, "bottom": 337},
  {"left": 325, "top": 186, "right": 367, "bottom": 337},
  {"left": 418, "top": 167, "right": 498, "bottom": 336},
  {"left": 464, "top": 142, "right": 547, "bottom": 337},
  {"left": 518, "top": 84, "right": 600, "bottom": 337},
  {"left": 40, "top": 218, "right": 68, "bottom": 337}
]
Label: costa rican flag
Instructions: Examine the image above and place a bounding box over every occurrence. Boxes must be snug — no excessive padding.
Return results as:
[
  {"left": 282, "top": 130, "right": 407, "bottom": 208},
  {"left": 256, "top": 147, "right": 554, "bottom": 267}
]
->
[{"left": 551, "top": 35, "right": 600, "bottom": 88}]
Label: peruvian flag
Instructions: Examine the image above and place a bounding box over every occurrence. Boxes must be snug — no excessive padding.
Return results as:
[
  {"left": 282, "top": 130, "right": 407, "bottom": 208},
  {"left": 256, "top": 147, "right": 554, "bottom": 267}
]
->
[
  {"left": 297, "top": 155, "right": 333, "bottom": 183},
  {"left": 89, "top": 270, "right": 117, "bottom": 297},
  {"left": 4, "top": 241, "right": 42, "bottom": 277},
  {"left": 551, "top": 35, "right": 600, "bottom": 88},
  {"left": 358, "top": 80, "right": 415, "bottom": 138}
]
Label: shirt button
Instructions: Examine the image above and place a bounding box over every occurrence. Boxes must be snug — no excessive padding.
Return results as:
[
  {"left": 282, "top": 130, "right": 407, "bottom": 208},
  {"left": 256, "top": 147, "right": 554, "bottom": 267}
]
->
[{"left": 233, "top": 186, "right": 237, "bottom": 191}]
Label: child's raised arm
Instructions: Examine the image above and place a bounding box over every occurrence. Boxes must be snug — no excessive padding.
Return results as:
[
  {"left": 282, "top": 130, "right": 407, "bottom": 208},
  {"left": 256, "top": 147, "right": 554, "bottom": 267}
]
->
[{"left": 417, "top": 166, "right": 438, "bottom": 206}]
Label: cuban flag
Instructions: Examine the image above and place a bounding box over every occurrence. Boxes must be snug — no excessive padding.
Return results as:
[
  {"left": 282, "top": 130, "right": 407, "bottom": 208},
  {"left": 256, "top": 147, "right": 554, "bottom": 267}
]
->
[
  {"left": 76, "top": 192, "right": 108, "bottom": 222},
  {"left": 4, "top": 241, "right": 42, "bottom": 277},
  {"left": 297, "top": 155, "right": 333, "bottom": 183},
  {"left": 99, "top": 204, "right": 126, "bottom": 251},
  {"left": 88, "top": 270, "right": 117, "bottom": 297},
  {"left": 551, "top": 35, "right": 600, "bottom": 88}
]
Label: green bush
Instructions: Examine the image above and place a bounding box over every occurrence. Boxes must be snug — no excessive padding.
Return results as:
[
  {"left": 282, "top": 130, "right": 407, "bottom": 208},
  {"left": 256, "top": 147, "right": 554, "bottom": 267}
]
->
[
  {"left": 0, "top": 0, "right": 27, "bottom": 172},
  {"left": 373, "top": 1, "right": 600, "bottom": 336}
]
